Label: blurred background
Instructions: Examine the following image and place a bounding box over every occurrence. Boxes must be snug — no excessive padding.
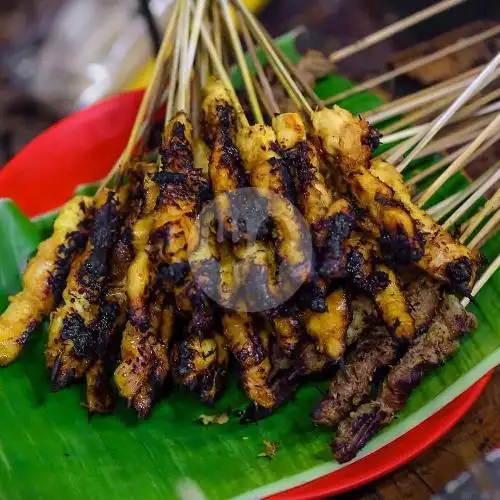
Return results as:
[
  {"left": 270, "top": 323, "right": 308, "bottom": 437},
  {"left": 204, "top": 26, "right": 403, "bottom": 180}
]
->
[{"left": 0, "top": 0, "right": 499, "bottom": 164}]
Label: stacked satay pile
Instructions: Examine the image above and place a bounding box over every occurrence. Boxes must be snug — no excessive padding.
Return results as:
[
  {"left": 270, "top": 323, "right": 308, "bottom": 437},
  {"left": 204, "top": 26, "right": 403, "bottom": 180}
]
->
[{"left": 0, "top": 0, "right": 494, "bottom": 463}]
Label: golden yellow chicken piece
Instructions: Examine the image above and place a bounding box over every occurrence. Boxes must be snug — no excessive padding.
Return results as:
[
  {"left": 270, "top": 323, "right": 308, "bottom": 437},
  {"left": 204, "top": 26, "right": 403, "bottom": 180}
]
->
[
  {"left": 0, "top": 196, "right": 92, "bottom": 366},
  {"left": 241, "top": 329, "right": 275, "bottom": 409},
  {"left": 222, "top": 311, "right": 275, "bottom": 407},
  {"left": 237, "top": 123, "right": 310, "bottom": 283},
  {"left": 202, "top": 78, "right": 247, "bottom": 236},
  {"left": 46, "top": 190, "right": 122, "bottom": 388},
  {"left": 312, "top": 107, "right": 424, "bottom": 264},
  {"left": 271, "top": 311, "right": 303, "bottom": 356},
  {"left": 341, "top": 233, "right": 416, "bottom": 340},
  {"left": 171, "top": 331, "right": 229, "bottom": 404},
  {"left": 311, "top": 106, "right": 379, "bottom": 166},
  {"left": 304, "top": 288, "right": 352, "bottom": 360},
  {"left": 373, "top": 264, "right": 415, "bottom": 340},
  {"left": 370, "top": 158, "right": 479, "bottom": 292}
]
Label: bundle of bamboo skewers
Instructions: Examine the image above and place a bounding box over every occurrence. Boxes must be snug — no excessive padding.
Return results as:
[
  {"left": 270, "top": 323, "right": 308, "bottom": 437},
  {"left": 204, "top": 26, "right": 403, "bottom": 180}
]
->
[{"left": 0, "top": 0, "right": 498, "bottom": 464}]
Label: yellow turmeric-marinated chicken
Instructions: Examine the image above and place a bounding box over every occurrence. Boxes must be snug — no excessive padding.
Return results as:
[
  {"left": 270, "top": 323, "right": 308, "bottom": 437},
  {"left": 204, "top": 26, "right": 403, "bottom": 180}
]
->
[
  {"left": 237, "top": 122, "right": 310, "bottom": 284},
  {"left": 370, "top": 158, "right": 479, "bottom": 292},
  {"left": 341, "top": 232, "right": 416, "bottom": 340},
  {"left": 304, "top": 287, "right": 352, "bottom": 360},
  {"left": 85, "top": 359, "right": 114, "bottom": 415},
  {"left": 46, "top": 190, "right": 122, "bottom": 389},
  {"left": 222, "top": 311, "right": 275, "bottom": 407},
  {"left": 0, "top": 195, "right": 92, "bottom": 366},
  {"left": 312, "top": 107, "right": 424, "bottom": 265}
]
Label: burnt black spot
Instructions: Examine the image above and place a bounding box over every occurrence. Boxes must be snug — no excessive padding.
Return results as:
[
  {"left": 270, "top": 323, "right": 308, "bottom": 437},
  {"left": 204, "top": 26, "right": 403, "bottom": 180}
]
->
[
  {"left": 79, "top": 195, "right": 121, "bottom": 288},
  {"left": 50, "top": 231, "right": 88, "bottom": 303},
  {"left": 159, "top": 262, "right": 190, "bottom": 285},
  {"left": 445, "top": 257, "right": 473, "bottom": 291},
  {"left": 153, "top": 171, "right": 187, "bottom": 186},
  {"left": 60, "top": 314, "right": 96, "bottom": 359},
  {"left": 319, "top": 213, "right": 355, "bottom": 279},
  {"left": 380, "top": 229, "right": 424, "bottom": 264}
]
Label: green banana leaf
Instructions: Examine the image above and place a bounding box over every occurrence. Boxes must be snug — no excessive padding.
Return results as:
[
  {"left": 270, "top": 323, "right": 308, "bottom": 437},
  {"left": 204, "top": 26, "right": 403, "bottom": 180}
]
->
[{"left": 1, "top": 33, "right": 499, "bottom": 500}]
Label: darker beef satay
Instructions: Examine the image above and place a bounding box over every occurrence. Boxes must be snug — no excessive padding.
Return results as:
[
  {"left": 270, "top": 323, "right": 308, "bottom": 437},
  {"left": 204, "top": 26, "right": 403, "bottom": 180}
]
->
[
  {"left": 0, "top": 196, "right": 93, "bottom": 366},
  {"left": 332, "top": 294, "right": 476, "bottom": 463},
  {"left": 46, "top": 189, "right": 122, "bottom": 389}
]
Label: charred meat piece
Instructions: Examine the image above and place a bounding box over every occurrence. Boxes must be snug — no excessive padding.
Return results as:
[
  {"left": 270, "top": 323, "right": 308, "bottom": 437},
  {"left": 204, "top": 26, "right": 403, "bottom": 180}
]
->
[
  {"left": 172, "top": 332, "right": 228, "bottom": 404},
  {"left": 312, "top": 326, "right": 397, "bottom": 427},
  {"left": 304, "top": 288, "right": 352, "bottom": 360},
  {"left": 312, "top": 107, "right": 424, "bottom": 264},
  {"left": 370, "top": 159, "right": 479, "bottom": 293},
  {"left": 332, "top": 294, "right": 476, "bottom": 463},
  {"left": 85, "top": 359, "right": 115, "bottom": 415},
  {"left": 0, "top": 196, "right": 92, "bottom": 366},
  {"left": 114, "top": 292, "right": 173, "bottom": 417},
  {"left": 202, "top": 78, "right": 247, "bottom": 237},
  {"left": 222, "top": 311, "right": 275, "bottom": 407},
  {"left": 337, "top": 233, "right": 416, "bottom": 340},
  {"left": 46, "top": 190, "right": 122, "bottom": 389}
]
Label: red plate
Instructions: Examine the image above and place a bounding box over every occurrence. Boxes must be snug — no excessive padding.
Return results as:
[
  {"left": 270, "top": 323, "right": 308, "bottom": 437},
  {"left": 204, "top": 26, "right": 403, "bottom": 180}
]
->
[{"left": 0, "top": 91, "right": 492, "bottom": 498}]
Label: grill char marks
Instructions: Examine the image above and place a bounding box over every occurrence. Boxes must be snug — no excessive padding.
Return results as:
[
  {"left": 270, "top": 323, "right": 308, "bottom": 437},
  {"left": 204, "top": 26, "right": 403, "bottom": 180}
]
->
[
  {"left": 46, "top": 190, "right": 123, "bottom": 390},
  {"left": 332, "top": 294, "right": 477, "bottom": 463}
]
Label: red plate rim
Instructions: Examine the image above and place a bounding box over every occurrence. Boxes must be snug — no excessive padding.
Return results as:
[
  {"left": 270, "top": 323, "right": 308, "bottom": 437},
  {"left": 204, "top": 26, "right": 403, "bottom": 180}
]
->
[{"left": 0, "top": 91, "right": 491, "bottom": 498}]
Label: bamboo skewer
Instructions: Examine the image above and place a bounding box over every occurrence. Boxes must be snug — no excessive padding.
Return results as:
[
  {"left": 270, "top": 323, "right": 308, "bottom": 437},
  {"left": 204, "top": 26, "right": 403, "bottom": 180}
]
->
[
  {"left": 426, "top": 166, "right": 497, "bottom": 219},
  {"left": 406, "top": 131, "right": 500, "bottom": 187},
  {"left": 460, "top": 189, "right": 500, "bottom": 243},
  {"left": 234, "top": 0, "right": 313, "bottom": 115},
  {"left": 390, "top": 52, "right": 500, "bottom": 169},
  {"left": 442, "top": 164, "right": 500, "bottom": 229},
  {"left": 417, "top": 111, "right": 500, "bottom": 206},
  {"left": 365, "top": 65, "right": 497, "bottom": 124},
  {"left": 98, "top": 3, "right": 180, "bottom": 192},
  {"left": 324, "top": 25, "right": 500, "bottom": 106},
  {"left": 461, "top": 255, "right": 500, "bottom": 307},
  {"left": 380, "top": 92, "right": 459, "bottom": 134},
  {"left": 238, "top": 11, "right": 280, "bottom": 115},
  {"left": 467, "top": 209, "right": 500, "bottom": 251},
  {"left": 328, "top": 0, "right": 468, "bottom": 64}
]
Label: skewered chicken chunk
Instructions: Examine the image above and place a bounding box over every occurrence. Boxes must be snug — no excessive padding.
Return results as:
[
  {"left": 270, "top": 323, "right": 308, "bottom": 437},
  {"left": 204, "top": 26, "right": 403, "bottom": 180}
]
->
[
  {"left": 46, "top": 190, "right": 122, "bottom": 389},
  {"left": 0, "top": 196, "right": 92, "bottom": 366},
  {"left": 312, "top": 107, "right": 425, "bottom": 265},
  {"left": 202, "top": 78, "right": 247, "bottom": 236},
  {"left": 370, "top": 158, "right": 479, "bottom": 292}
]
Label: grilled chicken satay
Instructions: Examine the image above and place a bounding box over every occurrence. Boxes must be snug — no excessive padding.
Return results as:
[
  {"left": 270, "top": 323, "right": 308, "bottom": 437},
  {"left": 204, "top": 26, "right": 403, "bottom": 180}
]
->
[
  {"left": 273, "top": 112, "right": 356, "bottom": 280},
  {"left": 171, "top": 330, "right": 228, "bottom": 404},
  {"left": 0, "top": 196, "right": 92, "bottom": 366},
  {"left": 46, "top": 190, "right": 122, "bottom": 389},
  {"left": 339, "top": 233, "right": 416, "bottom": 340},
  {"left": 304, "top": 288, "right": 351, "bottom": 360},
  {"left": 237, "top": 121, "right": 310, "bottom": 285},
  {"left": 312, "top": 106, "right": 425, "bottom": 265},
  {"left": 370, "top": 159, "right": 479, "bottom": 293},
  {"left": 241, "top": 295, "right": 377, "bottom": 423},
  {"left": 202, "top": 78, "right": 247, "bottom": 237},
  {"left": 222, "top": 311, "right": 275, "bottom": 407},
  {"left": 85, "top": 163, "right": 156, "bottom": 413},
  {"left": 114, "top": 290, "right": 173, "bottom": 417},
  {"left": 332, "top": 294, "right": 476, "bottom": 463}
]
